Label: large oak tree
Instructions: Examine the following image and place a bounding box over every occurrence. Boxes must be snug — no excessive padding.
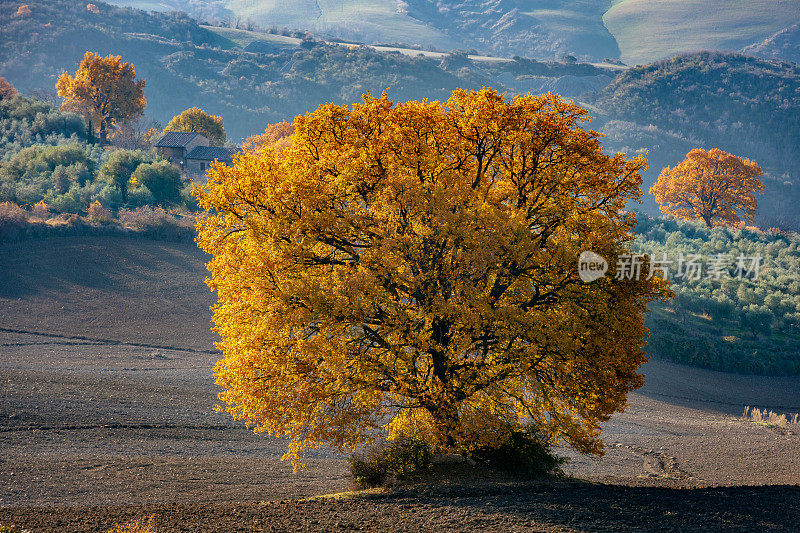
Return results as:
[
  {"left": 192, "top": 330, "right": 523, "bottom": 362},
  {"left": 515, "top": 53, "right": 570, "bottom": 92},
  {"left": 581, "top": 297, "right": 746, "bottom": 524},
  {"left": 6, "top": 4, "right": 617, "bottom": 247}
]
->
[{"left": 195, "top": 89, "right": 669, "bottom": 466}]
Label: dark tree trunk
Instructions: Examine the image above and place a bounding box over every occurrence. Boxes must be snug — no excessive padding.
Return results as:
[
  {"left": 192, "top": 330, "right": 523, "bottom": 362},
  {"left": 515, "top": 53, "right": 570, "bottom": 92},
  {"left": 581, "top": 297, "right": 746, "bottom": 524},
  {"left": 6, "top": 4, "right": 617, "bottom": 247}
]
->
[{"left": 99, "top": 121, "right": 108, "bottom": 145}]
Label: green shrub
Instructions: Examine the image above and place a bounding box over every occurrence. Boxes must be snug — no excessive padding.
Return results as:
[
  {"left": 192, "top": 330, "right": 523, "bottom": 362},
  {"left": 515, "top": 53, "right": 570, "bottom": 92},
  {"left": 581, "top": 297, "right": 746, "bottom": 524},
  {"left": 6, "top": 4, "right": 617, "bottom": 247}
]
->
[
  {"left": 0, "top": 143, "right": 96, "bottom": 205},
  {"left": 349, "top": 435, "right": 434, "bottom": 488},
  {"left": 127, "top": 184, "right": 155, "bottom": 207},
  {"left": 471, "top": 426, "right": 566, "bottom": 478},
  {"left": 130, "top": 161, "right": 182, "bottom": 205},
  {"left": 98, "top": 149, "right": 153, "bottom": 200}
]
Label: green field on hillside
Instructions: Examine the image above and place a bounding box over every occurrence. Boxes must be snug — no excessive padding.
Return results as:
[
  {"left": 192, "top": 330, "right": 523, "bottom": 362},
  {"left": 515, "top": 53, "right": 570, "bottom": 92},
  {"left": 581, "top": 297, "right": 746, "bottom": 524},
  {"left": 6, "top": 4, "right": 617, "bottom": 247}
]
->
[
  {"left": 225, "top": 0, "right": 457, "bottom": 50},
  {"left": 604, "top": 0, "right": 800, "bottom": 64},
  {"left": 202, "top": 25, "right": 301, "bottom": 48}
]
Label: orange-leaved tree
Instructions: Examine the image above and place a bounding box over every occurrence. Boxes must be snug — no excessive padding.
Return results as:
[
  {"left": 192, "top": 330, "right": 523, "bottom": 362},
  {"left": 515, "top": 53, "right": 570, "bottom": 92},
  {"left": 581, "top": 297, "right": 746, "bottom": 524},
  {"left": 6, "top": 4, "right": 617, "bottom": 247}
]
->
[
  {"left": 0, "top": 77, "right": 17, "bottom": 100},
  {"left": 195, "top": 88, "right": 670, "bottom": 467},
  {"left": 164, "top": 107, "right": 225, "bottom": 146},
  {"left": 56, "top": 52, "right": 146, "bottom": 144},
  {"left": 650, "top": 148, "right": 763, "bottom": 227}
]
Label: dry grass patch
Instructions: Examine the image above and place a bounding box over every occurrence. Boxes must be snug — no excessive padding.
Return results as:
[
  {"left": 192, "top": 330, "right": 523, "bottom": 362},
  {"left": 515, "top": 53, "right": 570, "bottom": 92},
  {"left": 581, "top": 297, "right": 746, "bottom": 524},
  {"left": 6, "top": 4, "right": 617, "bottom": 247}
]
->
[
  {"left": 107, "top": 515, "right": 155, "bottom": 533},
  {"left": 743, "top": 406, "right": 800, "bottom": 427}
]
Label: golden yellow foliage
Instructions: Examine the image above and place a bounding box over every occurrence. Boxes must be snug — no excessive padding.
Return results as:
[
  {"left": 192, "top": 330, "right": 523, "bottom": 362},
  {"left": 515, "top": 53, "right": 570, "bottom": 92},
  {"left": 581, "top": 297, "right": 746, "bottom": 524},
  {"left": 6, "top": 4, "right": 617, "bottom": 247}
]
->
[
  {"left": 56, "top": 52, "right": 146, "bottom": 144},
  {"left": 164, "top": 107, "right": 225, "bottom": 146},
  {"left": 242, "top": 120, "right": 294, "bottom": 153},
  {"left": 650, "top": 148, "right": 763, "bottom": 227},
  {"left": 30, "top": 200, "right": 50, "bottom": 220},
  {"left": 195, "top": 88, "right": 670, "bottom": 468}
]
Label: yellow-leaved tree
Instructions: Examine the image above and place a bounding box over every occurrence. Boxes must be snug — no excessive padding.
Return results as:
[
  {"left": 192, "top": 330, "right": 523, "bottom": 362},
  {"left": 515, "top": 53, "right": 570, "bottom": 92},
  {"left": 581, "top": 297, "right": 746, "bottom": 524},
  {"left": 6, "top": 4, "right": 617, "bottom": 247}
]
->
[
  {"left": 650, "top": 148, "right": 763, "bottom": 227},
  {"left": 56, "top": 52, "right": 146, "bottom": 144},
  {"left": 242, "top": 120, "right": 294, "bottom": 153},
  {"left": 195, "top": 89, "right": 670, "bottom": 467},
  {"left": 164, "top": 107, "right": 226, "bottom": 146}
]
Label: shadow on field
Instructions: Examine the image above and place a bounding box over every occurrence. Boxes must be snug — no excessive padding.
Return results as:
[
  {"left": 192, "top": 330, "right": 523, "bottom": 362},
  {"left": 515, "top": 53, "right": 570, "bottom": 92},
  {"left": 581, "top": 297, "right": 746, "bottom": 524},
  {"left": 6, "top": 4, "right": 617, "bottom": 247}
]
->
[
  {"left": 2, "top": 482, "right": 798, "bottom": 532},
  {"left": 413, "top": 482, "right": 800, "bottom": 531}
]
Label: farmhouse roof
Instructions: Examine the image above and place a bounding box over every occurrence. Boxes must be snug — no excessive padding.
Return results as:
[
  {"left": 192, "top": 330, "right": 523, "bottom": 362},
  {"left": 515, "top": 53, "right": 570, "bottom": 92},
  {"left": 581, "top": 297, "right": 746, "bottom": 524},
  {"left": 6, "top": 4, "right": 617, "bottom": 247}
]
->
[
  {"left": 185, "top": 146, "right": 237, "bottom": 163},
  {"left": 154, "top": 131, "right": 205, "bottom": 148}
]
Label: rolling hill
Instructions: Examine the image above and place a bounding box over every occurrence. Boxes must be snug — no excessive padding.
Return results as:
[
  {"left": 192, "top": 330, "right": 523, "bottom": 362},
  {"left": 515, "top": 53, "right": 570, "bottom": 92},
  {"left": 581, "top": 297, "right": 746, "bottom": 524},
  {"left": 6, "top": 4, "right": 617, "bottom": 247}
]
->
[
  {"left": 743, "top": 23, "right": 800, "bottom": 64},
  {"left": 102, "top": 0, "right": 800, "bottom": 65},
  {"left": 0, "top": 0, "right": 498, "bottom": 141},
  {"left": 105, "top": 0, "right": 622, "bottom": 61},
  {"left": 0, "top": 0, "right": 620, "bottom": 142},
  {"left": 593, "top": 51, "right": 800, "bottom": 224},
  {"left": 603, "top": 0, "right": 800, "bottom": 65}
]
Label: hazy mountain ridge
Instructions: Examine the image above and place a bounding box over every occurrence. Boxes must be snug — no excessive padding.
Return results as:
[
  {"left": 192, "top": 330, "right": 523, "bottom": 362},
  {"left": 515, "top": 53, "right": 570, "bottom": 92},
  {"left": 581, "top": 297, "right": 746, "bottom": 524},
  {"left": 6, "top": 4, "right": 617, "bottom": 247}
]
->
[
  {"left": 593, "top": 51, "right": 800, "bottom": 224},
  {"left": 1, "top": 0, "right": 623, "bottom": 142},
  {"left": 401, "top": 0, "right": 619, "bottom": 60},
  {"left": 102, "top": 0, "right": 800, "bottom": 65},
  {"left": 100, "top": 0, "right": 620, "bottom": 60},
  {"left": 743, "top": 23, "right": 800, "bottom": 64},
  {"left": 603, "top": 0, "right": 800, "bottom": 65}
]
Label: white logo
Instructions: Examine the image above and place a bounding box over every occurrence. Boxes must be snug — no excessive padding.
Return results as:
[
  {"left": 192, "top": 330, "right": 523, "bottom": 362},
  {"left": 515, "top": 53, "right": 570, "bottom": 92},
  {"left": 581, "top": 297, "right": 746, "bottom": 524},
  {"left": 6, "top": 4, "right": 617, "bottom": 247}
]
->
[{"left": 578, "top": 251, "right": 608, "bottom": 283}]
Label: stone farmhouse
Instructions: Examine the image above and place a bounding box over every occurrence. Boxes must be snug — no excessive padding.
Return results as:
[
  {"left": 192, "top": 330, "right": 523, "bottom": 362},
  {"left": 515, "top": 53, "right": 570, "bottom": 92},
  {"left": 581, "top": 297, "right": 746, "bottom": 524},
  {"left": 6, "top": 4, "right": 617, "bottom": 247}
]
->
[{"left": 154, "top": 132, "right": 237, "bottom": 179}]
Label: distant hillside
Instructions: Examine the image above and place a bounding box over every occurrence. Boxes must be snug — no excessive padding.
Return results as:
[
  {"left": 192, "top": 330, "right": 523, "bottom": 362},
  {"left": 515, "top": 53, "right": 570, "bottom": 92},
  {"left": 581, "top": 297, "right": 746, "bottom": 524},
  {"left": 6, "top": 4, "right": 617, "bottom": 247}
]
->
[
  {"left": 0, "top": 0, "right": 503, "bottom": 141},
  {"left": 1, "top": 0, "right": 624, "bottom": 141},
  {"left": 387, "top": 0, "right": 620, "bottom": 60},
  {"left": 105, "top": 0, "right": 800, "bottom": 65},
  {"left": 109, "top": 0, "right": 621, "bottom": 61},
  {"left": 594, "top": 51, "right": 800, "bottom": 224},
  {"left": 603, "top": 0, "right": 800, "bottom": 65},
  {"left": 635, "top": 213, "right": 800, "bottom": 375},
  {"left": 743, "top": 23, "right": 800, "bottom": 64}
]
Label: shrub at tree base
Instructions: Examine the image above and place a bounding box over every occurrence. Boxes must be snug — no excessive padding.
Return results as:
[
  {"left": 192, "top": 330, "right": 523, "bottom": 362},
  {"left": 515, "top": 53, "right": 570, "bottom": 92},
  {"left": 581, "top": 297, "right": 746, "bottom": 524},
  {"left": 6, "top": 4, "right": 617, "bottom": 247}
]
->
[
  {"left": 471, "top": 426, "right": 566, "bottom": 478},
  {"left": 349, "top": 436, "right": 434, "bottom": 488},
  {"left": 349, "top": 429, "right": 564, "bottom": 488},
  {"left": 196, "top": 88, "right": 671, "bottom": 469}
]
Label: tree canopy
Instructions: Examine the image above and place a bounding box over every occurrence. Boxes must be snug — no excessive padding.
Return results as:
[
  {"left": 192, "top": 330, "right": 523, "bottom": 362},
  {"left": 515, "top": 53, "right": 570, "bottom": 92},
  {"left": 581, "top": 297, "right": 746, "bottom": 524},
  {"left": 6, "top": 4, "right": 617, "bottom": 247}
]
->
[
  {"left": 164, "top": 107, "right": 225, "bottom": 146},
  {"left": 0, "top": 77, "right": 17, "bottom": 100},
  {"left": 242, "top": 121, "right": 294, "bottom": 153},
  {"left": 195, "top": 89, "right": 670, "bottom": 467},
  {"left": 56, "top": 52, "right": 146, "bottom": 144},
  {"left": 650, "top": 148, "right": 763, "bottom": 227}
]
